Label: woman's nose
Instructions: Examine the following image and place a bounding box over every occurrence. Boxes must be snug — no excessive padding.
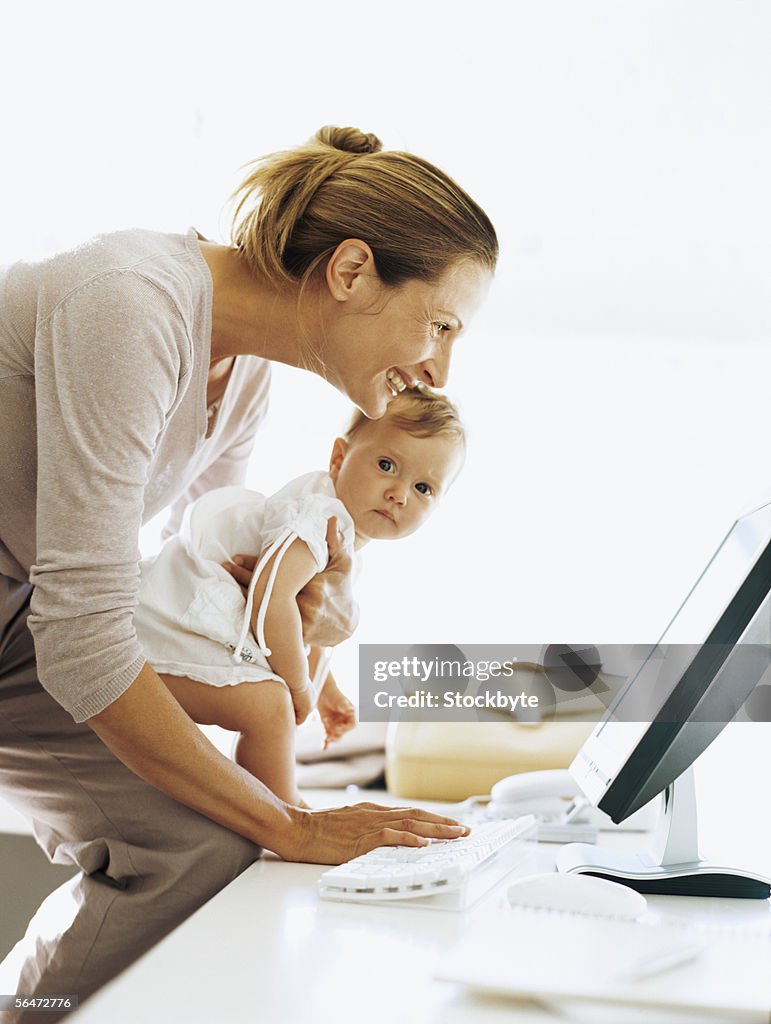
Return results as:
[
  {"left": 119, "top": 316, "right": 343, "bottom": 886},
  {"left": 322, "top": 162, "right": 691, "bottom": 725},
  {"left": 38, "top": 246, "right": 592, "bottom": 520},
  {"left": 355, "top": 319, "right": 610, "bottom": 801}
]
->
[{"left": 419, "top": 348, "right": 451, "bottom": 389}]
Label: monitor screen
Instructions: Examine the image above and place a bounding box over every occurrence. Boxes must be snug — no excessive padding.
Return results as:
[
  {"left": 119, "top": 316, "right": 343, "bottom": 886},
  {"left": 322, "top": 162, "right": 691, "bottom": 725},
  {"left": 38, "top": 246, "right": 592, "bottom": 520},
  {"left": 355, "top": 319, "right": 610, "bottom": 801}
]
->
[{"left": 570, "top": 498, "right": 771, "bottom": 822}]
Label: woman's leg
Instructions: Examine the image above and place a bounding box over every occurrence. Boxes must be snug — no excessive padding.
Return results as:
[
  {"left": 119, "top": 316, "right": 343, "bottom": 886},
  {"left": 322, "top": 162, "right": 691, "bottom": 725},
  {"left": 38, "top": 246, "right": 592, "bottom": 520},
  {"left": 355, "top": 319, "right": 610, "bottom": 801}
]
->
[
  {"left": 158, "top": 674, "right": 305, "bottom": 806},
  {"left": 0, "top": 579, "right": 260, "bottom": 1024}
]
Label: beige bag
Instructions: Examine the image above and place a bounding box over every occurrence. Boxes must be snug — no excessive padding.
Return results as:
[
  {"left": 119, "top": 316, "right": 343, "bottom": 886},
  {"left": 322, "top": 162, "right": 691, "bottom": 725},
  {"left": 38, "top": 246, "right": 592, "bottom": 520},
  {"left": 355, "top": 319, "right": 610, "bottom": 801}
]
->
[{"left": 385, "top": 719, "right": 595, "bottom": 801}]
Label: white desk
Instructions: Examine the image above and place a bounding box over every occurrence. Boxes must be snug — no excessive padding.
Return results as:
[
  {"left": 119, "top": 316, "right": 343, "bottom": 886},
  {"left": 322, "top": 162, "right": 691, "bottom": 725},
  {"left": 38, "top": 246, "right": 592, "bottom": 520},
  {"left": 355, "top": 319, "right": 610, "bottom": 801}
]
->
[{"left": 69, "top": 788, "right": 771, "bottom": 1024}]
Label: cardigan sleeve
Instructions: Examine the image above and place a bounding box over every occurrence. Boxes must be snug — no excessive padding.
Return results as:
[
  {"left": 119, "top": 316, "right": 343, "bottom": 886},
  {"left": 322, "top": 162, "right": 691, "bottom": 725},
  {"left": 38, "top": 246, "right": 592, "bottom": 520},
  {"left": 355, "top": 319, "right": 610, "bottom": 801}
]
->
[{"left": 28, "top": 270, "right": 190, "bottom": 722}]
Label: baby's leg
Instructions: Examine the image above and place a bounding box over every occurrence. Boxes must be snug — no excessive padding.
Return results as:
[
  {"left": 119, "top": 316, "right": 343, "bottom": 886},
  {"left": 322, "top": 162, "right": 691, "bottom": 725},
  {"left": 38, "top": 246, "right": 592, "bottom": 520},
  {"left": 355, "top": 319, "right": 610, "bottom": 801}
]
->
[{"left": 158, "top": 674, "right": 305, "bottom": 807}]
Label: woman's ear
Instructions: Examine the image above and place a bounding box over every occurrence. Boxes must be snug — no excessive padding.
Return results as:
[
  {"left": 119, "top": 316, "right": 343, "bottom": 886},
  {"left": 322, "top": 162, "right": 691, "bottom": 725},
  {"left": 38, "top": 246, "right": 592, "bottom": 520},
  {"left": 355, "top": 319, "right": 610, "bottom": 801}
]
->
[
  {"left": 325, "top": 239, "right": 379, "bottom": 303},
  {"left": 329, "top": 437, "right": 348, "bottom": 482}
]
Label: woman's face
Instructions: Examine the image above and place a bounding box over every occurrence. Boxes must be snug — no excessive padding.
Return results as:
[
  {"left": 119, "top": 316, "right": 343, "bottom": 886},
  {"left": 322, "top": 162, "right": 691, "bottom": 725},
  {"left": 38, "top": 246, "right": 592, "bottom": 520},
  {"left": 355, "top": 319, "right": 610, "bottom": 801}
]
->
[{"left": 320, "top": 257, "right": 492, "bottom": 419}]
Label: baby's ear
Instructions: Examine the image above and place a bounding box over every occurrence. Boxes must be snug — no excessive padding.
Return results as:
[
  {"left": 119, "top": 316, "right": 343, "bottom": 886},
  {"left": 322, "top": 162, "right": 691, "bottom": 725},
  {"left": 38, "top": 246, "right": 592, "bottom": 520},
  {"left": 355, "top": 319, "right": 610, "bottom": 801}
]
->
[{"left": 328, "top": 437, "right": 348, "bottom": 482}]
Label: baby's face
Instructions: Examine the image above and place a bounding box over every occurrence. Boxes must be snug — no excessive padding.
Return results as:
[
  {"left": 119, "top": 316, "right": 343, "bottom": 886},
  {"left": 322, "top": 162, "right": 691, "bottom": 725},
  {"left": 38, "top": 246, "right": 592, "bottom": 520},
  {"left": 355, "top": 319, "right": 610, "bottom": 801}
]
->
[{"left": 329, "top": 417, "right": 463, "bottom": 545}]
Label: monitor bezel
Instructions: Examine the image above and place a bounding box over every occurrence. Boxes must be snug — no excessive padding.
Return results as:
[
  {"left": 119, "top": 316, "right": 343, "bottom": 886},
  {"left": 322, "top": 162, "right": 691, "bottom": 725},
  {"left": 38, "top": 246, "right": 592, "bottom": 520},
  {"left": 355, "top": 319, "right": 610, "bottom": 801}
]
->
[{"left": 571, "top": 505, "right": 771, "bottom": 823}]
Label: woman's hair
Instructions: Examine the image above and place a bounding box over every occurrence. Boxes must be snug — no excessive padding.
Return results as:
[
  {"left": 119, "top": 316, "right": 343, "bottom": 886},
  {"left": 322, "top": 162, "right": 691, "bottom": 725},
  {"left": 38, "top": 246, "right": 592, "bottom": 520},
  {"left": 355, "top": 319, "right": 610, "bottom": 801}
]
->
[
  {"left": 344, "top": 385, "right": 466, "bottom": 453},
  {"left": 231, "top": 126, "right": 498, "bottom": 290}
]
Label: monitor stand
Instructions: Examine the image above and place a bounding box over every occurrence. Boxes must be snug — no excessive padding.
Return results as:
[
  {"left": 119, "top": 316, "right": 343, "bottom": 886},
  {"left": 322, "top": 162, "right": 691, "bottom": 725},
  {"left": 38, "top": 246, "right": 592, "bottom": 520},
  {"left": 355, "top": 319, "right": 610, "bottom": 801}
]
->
[{"left": 557, "top": 766, "right": 771, "bottom": 898}]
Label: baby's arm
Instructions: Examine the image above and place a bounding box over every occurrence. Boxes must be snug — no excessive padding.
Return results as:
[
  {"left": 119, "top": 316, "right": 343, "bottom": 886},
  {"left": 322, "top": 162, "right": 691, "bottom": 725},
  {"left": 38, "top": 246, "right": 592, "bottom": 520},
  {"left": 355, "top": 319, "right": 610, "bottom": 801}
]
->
[{"left": 249, "top": 537, "right": 319, "bottom": 724}]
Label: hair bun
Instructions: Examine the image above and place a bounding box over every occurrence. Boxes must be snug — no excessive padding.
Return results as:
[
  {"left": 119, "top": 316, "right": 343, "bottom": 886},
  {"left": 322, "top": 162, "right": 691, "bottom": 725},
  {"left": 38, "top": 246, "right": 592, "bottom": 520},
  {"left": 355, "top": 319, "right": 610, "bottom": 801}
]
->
[{"left": 315, "top": 125, "right": 382, "bottom": 155}]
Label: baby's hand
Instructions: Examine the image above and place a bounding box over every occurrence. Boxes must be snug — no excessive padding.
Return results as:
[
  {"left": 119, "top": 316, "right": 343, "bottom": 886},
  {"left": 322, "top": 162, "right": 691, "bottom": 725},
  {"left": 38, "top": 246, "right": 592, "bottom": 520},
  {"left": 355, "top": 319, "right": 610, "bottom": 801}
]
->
[
  {"left": 317, "top": 684, "right": 357, "bottom": 750},
  {"left": 291, "top": 684, "right": 314, "bottom": 726}
]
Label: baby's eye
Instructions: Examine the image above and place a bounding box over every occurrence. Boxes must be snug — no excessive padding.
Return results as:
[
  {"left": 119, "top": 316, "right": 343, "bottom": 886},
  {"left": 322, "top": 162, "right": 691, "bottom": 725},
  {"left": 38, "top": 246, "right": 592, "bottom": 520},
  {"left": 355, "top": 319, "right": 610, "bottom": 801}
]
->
[
  {"left": 378, "top": 458, "right": 394, "bottom": 473},
  {"left": 415, "top": 482, "right": 433, "bottom": 496}
]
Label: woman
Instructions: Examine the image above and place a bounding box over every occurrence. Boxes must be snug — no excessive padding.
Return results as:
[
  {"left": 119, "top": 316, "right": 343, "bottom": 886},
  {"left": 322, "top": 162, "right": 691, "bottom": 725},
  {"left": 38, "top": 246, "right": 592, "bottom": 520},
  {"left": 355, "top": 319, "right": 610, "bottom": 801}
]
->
[{"left": 0, "top": 125, "right": 497, "bottom": 1011}]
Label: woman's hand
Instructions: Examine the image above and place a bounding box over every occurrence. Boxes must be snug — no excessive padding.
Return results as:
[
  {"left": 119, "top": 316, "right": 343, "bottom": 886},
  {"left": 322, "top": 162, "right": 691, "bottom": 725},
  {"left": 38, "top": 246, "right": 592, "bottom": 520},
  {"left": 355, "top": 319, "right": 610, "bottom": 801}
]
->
[
  {"left": 297, "top": 517, "right": 358, "bottom": 645},
  {"left": 224, "top": 517, "right": 358, "bottom": 647},
  {"left": 278, "top": 802, "right": 471, "bottom": 865},
  {"left": 317, "top": 682, "right": 357, "bottom": 749}
]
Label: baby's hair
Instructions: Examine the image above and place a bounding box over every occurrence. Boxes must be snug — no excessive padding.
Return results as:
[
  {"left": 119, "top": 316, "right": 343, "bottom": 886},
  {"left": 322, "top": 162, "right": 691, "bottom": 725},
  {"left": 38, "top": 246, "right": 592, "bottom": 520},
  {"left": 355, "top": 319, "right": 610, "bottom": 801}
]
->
[
  {"left": 344, "top": 386, "right": 466, "bottom": 452},
  {"left": 230, "top": 126, "right": 498, "bottom": 291}
]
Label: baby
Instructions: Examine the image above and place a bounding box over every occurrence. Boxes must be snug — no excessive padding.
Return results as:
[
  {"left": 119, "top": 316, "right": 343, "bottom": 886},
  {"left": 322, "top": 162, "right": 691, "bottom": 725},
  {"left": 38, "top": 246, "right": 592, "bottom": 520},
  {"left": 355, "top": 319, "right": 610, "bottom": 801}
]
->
[{"left": 134, "top": 387, "right": 465, "bottom": 806}]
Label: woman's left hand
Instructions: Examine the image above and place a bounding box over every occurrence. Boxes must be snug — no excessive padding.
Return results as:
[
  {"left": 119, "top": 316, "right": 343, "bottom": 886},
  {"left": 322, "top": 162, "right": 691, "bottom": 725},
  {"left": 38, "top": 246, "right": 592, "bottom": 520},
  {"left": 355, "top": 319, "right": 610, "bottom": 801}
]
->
[{"left": 297, "top": 517, "right": 358, "bottom": 646}]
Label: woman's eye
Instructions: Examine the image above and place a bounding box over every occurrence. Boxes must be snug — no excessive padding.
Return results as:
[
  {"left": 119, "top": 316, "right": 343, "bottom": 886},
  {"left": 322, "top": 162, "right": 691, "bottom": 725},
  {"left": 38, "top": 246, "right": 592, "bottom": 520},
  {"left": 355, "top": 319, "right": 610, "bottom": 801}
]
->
[
  {"left": 378, "top": 458, "right": 394, "bottom": 473},
  {"left": 432, "top": 322, "right": 450, "bottom": 336},
  {"left": 415, "top": 482, "right": 433, "bottom": 496}
]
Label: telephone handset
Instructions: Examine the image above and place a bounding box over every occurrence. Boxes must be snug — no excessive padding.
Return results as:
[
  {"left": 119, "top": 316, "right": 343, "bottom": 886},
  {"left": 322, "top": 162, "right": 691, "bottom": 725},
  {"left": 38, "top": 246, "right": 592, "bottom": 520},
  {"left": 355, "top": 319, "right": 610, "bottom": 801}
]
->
[
  {"left": 490, "top": 768, "right": 583, "bottom": 819},
  {"left": 488, "top": 768, "right": 658, "bottom": 838}
]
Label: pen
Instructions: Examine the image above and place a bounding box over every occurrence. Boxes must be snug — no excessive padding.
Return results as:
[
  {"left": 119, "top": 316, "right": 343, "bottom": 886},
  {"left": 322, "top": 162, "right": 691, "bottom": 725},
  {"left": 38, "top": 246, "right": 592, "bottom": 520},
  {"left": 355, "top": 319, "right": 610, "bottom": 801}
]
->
[{"left": 619, "top": 942, "right": 706, "bottom": 983}]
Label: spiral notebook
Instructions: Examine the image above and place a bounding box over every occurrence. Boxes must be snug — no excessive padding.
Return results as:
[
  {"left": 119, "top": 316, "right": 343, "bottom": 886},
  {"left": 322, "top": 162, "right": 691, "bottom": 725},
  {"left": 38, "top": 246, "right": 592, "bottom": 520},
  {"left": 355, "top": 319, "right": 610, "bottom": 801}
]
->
[{"left": 436, "top": 905, "right": 771, "bottom": 1015}]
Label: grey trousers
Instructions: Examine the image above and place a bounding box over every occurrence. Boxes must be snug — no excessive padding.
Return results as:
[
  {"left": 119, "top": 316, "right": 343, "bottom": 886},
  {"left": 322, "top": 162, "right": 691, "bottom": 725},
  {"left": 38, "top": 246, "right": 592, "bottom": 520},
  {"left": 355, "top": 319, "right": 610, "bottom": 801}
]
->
[{"left": 0, "top": 578, "right": 261, "bottom": 1023}]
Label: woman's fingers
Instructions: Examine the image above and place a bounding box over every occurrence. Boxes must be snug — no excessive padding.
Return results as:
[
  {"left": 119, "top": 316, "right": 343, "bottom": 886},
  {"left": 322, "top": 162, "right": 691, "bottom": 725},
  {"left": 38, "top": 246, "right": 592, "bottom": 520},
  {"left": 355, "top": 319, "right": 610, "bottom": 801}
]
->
[
  {"left": 222, "top": 554, "right": 257, "bottom": 594},
  {"left": 374, "top": 816, "right": 469, "bottom": 839},
  {"left": 324, "top": 517, "right": 351, "bottom": 570},
  {"left": 344, "top": 811, "right": 468, "bottom": 860},
  {"left": 350, "top": 802, "right": 467, "bottom": 829},
  {"left": 296, "top": 522, "right": 358, "bottom": 645},
  {"left": 281, "top": 802, "right": 471, "bottom": 864},
  {"left": 357, "top": 828, "right": 434, "bottom": 854}
]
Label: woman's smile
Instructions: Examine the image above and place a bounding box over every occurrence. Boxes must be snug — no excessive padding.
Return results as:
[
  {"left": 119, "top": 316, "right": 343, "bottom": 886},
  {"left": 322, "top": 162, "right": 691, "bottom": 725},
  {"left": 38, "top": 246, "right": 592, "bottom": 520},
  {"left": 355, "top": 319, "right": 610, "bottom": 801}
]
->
[{"left": 385, "top": 367, "right": 413, "bottom": 396}]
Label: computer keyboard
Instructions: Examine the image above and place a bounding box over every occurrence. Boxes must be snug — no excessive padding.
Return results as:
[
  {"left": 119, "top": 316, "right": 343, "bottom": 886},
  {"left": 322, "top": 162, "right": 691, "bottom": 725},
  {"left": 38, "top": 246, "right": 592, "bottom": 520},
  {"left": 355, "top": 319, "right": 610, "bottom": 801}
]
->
[{"left": 318, "top": 816, "right": 536, "bottom": 910}]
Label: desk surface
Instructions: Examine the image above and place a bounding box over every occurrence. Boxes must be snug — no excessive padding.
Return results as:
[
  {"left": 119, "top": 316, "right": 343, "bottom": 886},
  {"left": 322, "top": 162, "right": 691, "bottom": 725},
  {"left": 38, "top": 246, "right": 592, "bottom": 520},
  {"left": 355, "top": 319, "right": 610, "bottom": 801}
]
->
[{"left": 70, "top": 789, "right": 771, "bottom": 1024}]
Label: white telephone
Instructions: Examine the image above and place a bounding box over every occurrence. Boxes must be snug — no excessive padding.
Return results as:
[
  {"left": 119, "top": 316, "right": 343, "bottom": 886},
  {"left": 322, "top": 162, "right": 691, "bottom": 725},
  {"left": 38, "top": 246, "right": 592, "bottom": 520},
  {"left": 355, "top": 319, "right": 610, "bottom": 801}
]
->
[{"left": 486, "top": 769, "right": 658, "bottom": 842}]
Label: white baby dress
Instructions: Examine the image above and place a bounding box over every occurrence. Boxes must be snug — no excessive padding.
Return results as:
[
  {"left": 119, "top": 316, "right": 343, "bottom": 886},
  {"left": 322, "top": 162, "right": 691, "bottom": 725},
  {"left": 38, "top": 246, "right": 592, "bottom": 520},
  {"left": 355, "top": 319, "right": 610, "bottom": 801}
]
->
[{"left": 134, "top": 471, "right": 355, "bottom": 686}]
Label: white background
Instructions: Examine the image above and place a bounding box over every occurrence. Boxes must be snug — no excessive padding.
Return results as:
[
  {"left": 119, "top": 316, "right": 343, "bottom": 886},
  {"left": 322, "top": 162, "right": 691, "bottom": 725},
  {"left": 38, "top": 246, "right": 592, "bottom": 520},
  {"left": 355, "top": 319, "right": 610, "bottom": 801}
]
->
[{"left": 2, "top": 0, "right": 769, "bottom": 858}]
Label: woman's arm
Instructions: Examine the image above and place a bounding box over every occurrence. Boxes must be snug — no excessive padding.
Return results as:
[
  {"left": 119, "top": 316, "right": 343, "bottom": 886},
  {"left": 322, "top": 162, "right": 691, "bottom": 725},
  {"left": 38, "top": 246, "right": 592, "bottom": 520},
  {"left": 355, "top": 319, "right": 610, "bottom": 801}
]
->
[
  {"left": 88, "top": 662, "right": 468, "bottom": 862},
  {"left": 89, "top": 662, "right": 294, "bottom": 844},
  {"left": 29, "top": 272, "right": 185, "bottom": 721}
]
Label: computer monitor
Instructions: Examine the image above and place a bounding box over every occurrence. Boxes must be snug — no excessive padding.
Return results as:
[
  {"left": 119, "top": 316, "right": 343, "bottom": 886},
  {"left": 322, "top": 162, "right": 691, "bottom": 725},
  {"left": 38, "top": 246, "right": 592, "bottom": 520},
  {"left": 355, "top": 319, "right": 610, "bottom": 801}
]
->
[{"left": 561, "top": 498, "right": 771, "bottom": 897}]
